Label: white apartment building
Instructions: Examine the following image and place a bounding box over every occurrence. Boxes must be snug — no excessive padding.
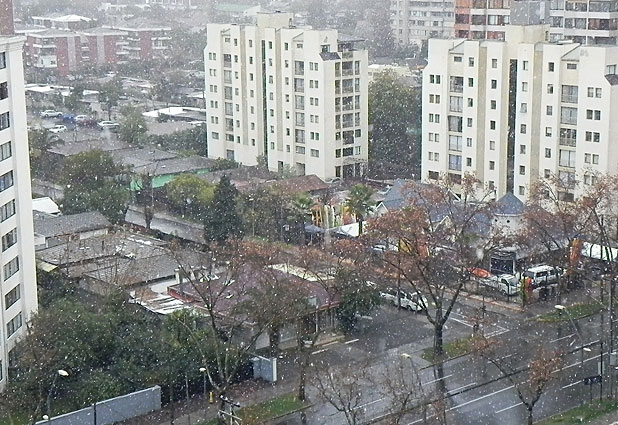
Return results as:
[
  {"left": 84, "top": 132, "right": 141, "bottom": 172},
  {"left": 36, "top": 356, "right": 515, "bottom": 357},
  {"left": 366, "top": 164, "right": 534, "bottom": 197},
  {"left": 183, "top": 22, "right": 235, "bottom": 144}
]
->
[
  {"left": 0, "top": 34, "right": 38, "bottom": 386},
  {"left": 391, "top": 0, "right": 455, "bottom": 46},
  {"left": 205, "top": 13, "right": 369, "bottom": 180},
  {"left": 422, "top": 24, "right": 618, "bottom": 201}
]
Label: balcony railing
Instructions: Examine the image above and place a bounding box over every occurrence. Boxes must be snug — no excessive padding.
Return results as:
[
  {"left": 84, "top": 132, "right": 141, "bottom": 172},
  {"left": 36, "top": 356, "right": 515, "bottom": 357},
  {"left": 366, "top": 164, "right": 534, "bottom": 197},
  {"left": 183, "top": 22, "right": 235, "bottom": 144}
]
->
[
  {"left": 561, "top": 94, "right": 578, "bottom": 104},
  {"left": 559, "top": 137, "right": 577, "bottom": 147},
  {"left": 450, "top": 84, "right": 464, "bottom": 93}
]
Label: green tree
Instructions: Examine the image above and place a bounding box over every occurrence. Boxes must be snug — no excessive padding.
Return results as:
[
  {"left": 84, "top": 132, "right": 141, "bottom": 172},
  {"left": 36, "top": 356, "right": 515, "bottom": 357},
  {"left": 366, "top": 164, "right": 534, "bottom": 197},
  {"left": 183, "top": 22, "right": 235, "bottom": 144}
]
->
[
  {"left": 98, "top": 78, "right": 122, "bottom": 121},
  {"left": 209, "top": 158, "right": 240, "bottom": 172},
  {"left": 369, "top": 71, "right": 421, "bottom": 178},
  {"left": 346, "top": 184, "right": 374, "bottom": 234},
  {"left": 29, "top": 128, "right": 63, "bottom": 178},
  {"left": 166, "top": 174, "right": 214, "bottom": 218},
  {"left": 61, "top": 150, "right": 129, "bottom": 223},
  {"left": 63, "top": 84, "right": 85, "bottom": 112},
  {"left": 118, "top": 106, "right": 148, "bottom": 145},
  {"left": 203, "top": 175, "right": 243, "bottom": 244},
  {"left": 334, "top": 268, "right": 381, "bottom": 333}
]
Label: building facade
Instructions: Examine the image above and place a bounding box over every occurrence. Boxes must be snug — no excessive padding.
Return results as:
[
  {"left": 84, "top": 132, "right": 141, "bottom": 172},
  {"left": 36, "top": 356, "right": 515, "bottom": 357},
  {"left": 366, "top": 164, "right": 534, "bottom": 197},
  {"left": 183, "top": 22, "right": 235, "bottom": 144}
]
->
[
  {"left": 205, "top": 13, "right": 369, "bottom": 180},
  {"left": 391, "top": 0, "right": 455, "bottom": 45},
  {"left": 422, "top": 24, "right": 618, "bottom": 201},
  {"left": 0, "top": 28, "right": 38, "bottom": 387}
]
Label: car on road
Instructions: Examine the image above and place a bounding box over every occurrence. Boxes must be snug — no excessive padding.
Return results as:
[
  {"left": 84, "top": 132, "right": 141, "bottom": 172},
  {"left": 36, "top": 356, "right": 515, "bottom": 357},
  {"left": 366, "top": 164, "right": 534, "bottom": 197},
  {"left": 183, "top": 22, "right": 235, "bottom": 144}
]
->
[
  {"left": 98, "top": 121, "right": 119, "bottom": 130},
  {"left": 40, "top": 110, "right": 63, "bottom": 119},
  {"left": 523, "top": 265, "right": 562, "bottom": 289},
  {"left": 380, "top": 288, "right": 428, "bottom": 312},
  {"left": 48, "top": 125, "right": 67, "bottom": 134},
  {"left": 75, "top": 115, "right": 97, "bottom": 126},
  {"left": 478, "top": 274, "right": 520, "bottom": 296}
]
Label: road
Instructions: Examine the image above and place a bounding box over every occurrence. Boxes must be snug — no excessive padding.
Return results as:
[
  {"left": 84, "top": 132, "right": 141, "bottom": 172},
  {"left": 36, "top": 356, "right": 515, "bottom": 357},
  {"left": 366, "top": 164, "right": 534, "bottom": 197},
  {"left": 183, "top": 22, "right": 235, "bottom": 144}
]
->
[{"left": 275, "top": 289, "right": 613, "bottom": 425}]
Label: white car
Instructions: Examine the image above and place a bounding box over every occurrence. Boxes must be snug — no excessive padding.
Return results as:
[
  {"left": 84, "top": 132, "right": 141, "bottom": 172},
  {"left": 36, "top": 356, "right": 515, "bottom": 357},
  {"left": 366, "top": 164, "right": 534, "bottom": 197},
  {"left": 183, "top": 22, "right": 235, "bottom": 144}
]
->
[
  {"left": 380, "top": 288, "right": 428, "bottom": 312},
  {"left": 48, "top": 125, "right": 67, "bottom": 134},
  {"left": 478, "top": 274, "right": 520, "bottom": 296},
  {"left": 189, "top": 121, "right": 207, "bottom": 127},
  {"left": 98, "top": 121, "right": 119, "bottom": 130},
  {"left": 40, "top": 110, "right": 63, "bottom": 119}
]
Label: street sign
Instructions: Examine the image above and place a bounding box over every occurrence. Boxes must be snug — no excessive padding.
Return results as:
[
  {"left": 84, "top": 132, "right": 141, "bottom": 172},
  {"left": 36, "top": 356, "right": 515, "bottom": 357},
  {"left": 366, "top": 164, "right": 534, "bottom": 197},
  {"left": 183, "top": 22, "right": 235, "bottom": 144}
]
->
[{"left": 583, "top": 375, "right": 602, "bottom": 385}]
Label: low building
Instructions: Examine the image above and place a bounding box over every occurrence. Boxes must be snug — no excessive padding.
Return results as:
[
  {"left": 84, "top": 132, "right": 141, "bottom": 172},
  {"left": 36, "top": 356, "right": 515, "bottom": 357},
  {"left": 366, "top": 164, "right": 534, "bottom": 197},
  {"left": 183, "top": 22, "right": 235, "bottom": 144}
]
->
[
  {"left": 32, "top": 14, "right": 95, "bottom": 31},
  {"left": 81, "top": 27, "right": 128, "bottom": 66},
  {"left": 25, "top": 29, "right": 83, "bottom": 76},
  {"left": 33, "top": 211, "right": 111, "bottom": 250},
  {"left": 109, "top": 23, "right": 172, "bottom": 61}
]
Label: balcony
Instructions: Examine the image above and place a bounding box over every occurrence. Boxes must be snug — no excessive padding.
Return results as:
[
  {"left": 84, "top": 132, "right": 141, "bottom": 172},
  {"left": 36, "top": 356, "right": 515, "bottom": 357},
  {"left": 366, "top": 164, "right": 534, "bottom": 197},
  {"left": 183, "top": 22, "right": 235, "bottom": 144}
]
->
[
  {"left": 561, "top": 94, "right": 578, "bottom": 104},
  {"left": 223, "top": 60, "right": 232, "bottom": 68},
  {"left": 450, "top": 83, "right": 463, "bottom": 93},
  {"left": 559, "top": 137, "right": 577, "bottom": 147}
]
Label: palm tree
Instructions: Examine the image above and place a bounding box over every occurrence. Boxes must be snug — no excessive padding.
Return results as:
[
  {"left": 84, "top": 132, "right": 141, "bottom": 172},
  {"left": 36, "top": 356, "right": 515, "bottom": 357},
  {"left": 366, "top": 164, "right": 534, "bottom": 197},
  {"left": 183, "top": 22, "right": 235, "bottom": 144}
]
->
[
  {"left": 346, "top": 184, "right": 375, "bottom": 234},
  {"left": 29, "top": 129, "right": 63, "bottom": 178}
]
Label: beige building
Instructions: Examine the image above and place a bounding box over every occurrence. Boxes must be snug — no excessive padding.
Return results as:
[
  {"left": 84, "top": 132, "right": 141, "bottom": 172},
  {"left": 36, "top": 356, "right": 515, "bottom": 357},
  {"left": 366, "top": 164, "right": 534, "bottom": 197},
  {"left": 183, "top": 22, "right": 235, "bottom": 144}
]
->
[
  {"left": 0, "top": 2, "right": 38, "bottom": 389},
  {"left": 422, "top": 24, "right": 618, "bottom": 201},
  {"left": 205, "top": 12, "right": 369, "bottom": 180}
]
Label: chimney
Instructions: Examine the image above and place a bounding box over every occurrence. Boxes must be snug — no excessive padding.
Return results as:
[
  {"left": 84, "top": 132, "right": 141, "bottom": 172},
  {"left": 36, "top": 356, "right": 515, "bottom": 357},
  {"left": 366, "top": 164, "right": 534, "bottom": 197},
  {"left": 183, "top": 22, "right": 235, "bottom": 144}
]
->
[{"left": 0, "top": 0, "right": 15, "bottom": 36}]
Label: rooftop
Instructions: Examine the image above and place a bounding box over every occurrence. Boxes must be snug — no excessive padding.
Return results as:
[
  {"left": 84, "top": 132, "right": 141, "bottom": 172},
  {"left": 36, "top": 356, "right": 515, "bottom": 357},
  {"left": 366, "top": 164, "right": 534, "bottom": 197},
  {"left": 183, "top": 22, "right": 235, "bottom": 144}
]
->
[
  {"left": 110, "top": 147, "right": 178, "bottom": 169},
  {"left": 260, "top": 174, "right": 328, "bottom": 195},
  {"left": 34, "top": 211, "right": 111, "bottom": 238},
  {"left": 133, "top": 155, "right": 215, "bottom": 176}
]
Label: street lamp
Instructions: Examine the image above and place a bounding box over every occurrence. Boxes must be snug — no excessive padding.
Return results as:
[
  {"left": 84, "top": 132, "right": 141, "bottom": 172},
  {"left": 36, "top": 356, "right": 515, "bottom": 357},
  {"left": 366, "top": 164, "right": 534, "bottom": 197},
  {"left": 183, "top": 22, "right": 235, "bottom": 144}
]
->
[
  {"left": 200, "top": 367, "right": 208, "bottom": 412},
  {"left": 555, "top": 304, "right": 591, "bottom": 398},
  {"left": 46, "top": 369, "right": 69, "bottom": 423}
]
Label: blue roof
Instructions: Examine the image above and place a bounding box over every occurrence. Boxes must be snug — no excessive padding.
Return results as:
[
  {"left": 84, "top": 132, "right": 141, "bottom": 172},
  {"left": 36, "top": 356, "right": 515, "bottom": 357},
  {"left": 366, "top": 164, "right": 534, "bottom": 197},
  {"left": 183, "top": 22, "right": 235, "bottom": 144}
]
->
[{"left": 494, "top": 193, "right": 525, "bottom": 215}]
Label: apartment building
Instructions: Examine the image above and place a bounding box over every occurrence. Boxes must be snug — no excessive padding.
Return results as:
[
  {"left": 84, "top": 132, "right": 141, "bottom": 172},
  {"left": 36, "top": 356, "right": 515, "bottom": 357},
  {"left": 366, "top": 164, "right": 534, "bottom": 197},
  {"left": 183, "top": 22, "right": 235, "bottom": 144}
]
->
[
  {"left": 205, "top": 13, "right": 369, "bottom": 180},
  {"left": 422, "top": 24, "right": 618, "bottom": 201},
  {"left": 110, "top": 23, "right": 172, "bottom": 62},
  {"left": 0, "top": 1, "right": 38, "bottom": 389},
  {"left": 391, "top": 0, "right": 455, "bottom": 45},
  {"left": 25, "top": 29, "right": 83, "bottom": 75},
  {"left": 548, "top": 0, "right": 618, "bottom": 44}
]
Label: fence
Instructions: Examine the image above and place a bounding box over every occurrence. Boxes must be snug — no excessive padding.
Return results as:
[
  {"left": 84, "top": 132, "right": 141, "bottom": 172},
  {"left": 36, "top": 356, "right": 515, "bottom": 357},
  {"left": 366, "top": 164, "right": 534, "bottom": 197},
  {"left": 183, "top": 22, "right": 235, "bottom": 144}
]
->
[{"left": 35, "top": 386, "right": 161, "bottom": 425}]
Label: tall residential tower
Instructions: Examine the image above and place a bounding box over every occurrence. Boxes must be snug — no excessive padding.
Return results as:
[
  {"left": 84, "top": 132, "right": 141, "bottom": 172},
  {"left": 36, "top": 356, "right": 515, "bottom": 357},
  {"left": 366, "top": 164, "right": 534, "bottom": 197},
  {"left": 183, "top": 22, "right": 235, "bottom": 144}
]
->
[
  {"left": 205, "top": 13, "right": 369, "bottom": 180},
  {"left": 0, "top": 0, "right": 38, "bottom": 389}
]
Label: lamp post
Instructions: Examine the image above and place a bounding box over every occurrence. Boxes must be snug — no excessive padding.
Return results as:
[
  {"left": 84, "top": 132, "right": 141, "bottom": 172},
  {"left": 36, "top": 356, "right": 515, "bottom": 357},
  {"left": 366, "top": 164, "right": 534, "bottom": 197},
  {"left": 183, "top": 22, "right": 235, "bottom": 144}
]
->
[
  {"left": 555, "top": 304, "right": 592, "bottom": 401},
  {"left": 199, "top": 367, "right": 207, "bottom": 414},
  {"left": 45, "top": 369, "right": 69, "bottom": 423}
]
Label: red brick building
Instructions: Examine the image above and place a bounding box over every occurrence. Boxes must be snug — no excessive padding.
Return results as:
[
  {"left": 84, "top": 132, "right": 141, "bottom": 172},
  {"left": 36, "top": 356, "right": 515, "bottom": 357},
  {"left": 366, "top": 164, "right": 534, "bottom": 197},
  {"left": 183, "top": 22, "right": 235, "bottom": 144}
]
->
[{"left": 81, "top": 27, "right": 128, "bottom": 66}]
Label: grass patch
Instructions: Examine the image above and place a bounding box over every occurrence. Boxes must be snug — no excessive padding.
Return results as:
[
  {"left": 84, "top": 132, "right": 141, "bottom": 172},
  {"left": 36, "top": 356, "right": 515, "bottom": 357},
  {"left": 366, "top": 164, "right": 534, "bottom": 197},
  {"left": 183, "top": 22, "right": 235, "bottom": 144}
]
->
[
  {"left": 537, "top": 303, "right": 603, "bottom": 323},
  {"left": 422, "top": 336, "right": 477, "bottom": 363},
  {"left": 537, "top": 400, "right": 618, "bottom": 424},
  {"left": 199, "top": 393, "right": 307, "bottom": 425}
]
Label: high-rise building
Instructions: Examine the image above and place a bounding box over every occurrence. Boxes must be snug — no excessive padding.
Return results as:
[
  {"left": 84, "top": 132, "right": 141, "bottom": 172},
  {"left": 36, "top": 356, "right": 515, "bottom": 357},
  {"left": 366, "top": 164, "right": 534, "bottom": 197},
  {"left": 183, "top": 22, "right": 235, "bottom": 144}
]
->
[
  {"left": 422, "top": 24, "right": 618, "bottom": 201},
  {"left": 0, "top": 0, "right": 38, "bottom": 389},
  {"left": 390, "top": 0, "right": 455, "bottom": 46},
  {"left": 205, "top": 12, "right": 369, "bottom": 180}
]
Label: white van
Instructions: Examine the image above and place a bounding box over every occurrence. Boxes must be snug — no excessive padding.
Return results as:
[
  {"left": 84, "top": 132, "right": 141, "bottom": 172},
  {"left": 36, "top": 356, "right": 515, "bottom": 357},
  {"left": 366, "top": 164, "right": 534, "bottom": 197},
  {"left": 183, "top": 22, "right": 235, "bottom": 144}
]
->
[
  {"left": 380, "top": 288, "right": 428, "bottom": 312},
  {"left": 523, "top": 265, "right": 562, "bottom": 288},
  {"left": 479, "top": 274, "right": 520, "bottom": 296}
]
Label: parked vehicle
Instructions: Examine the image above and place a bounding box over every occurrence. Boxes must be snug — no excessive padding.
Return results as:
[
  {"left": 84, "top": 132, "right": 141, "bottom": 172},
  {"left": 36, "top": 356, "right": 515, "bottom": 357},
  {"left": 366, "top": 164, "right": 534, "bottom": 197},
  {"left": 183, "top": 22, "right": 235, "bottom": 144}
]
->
[
  {"left": 523, "top": 265, "right": 562, "bottom": 289},
  {"left": 40, "top": 110, "right": 63, "bottom": 119},
  {"left": 98, "top": 120, "right": 119, "bottom": 130},
  {"left": 479, "top": 274, "right": 520, "bottom": 296},
  {"left": 380, "top": 288, "right": 428, "bottom": 312},
  {"left": 188, "top": 120, "right": 207, "bottom": 127},
  {"left": 75, "top": 115, "right": 97, "bottom": 126},
  {"left": 48, "top": 125, "right": 67, "bottom": 134}
]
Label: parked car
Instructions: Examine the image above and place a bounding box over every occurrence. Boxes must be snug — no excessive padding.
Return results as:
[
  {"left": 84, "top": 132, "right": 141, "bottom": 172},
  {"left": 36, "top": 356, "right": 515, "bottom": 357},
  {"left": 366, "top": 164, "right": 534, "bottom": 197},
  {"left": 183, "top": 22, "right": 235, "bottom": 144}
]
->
[
  {"left": 523, "top": 265, "right": 562, "bottom": 289},
  {"left": 380, "top": 288, "right": 428, "bottom": 312},
  {"left": 477, "top": 274, "right": 520, "bottom": 296},
  {"left": 40, "top": 110, "right": 63, "bottom": 119},
  {"left": 48, "top": 125, "right": 67, "bottom": 134},
  {"left": 98, "top": 121, "right": 119, "bottom": 130},
  {"left": 188, "top": 121, "right": 207, "bottom": 127},
  {"left": 75, "top": 115, "right": 97, "bottom": 126}
]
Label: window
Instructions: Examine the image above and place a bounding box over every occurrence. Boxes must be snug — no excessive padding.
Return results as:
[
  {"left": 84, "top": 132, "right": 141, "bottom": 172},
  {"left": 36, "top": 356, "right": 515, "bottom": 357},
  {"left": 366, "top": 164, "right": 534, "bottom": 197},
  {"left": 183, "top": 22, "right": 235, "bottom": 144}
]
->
[
  {"left": 0, "top": 53, "right": 5, "bottom": 69},
  {"left": 489, "top": 161, "right": 495, "bottom": 170},
  {"left": 0, "top": 82, "right": 7, "bottom": 100},
  {"left": 548, "top": 62, "right": 555, "bottom": 72},
  {"left": 566, "top": 63, "right": 577, "bottom": 70},
  {"left": 547, "top": 84, "right": 554, "bottom": 94},
  {"left": 449, "top": 135, "right": 462, "bottom": 151},
  {"left": 490, "top": 120, "right": 496, "bottom": 130},
  {"left": 519, "top": 166, "right": 526, "bottom": 175},
  {"left": 561, "top": 85, "right": 578, "bottom": 103},
  {"left": 546, "top": 105, "right": 553, "bottom": 115},
  {"left": 560, "top": 107, "right": 578, "bottom": 125},
  {"left": 521, "top": 82, "right": 528, "bottom": 92},
  {"left": 468, "top": 98, "right": 473, "bottom": 107},
  {"left": 492, "top": 58, "right": 497, "bottom": 68},
  {"left": 454, "top": 56, "right": 462, "bottom": 63},
  {"left": 1, "top": 200, "right": 15, "bottom": 222},
  {"left": 520, "top": 124, "right": 527, "bottom": 134},
  {"left": 6, "top": 312, "right": 22, "bottom": 337},
  {"left": 490, "top": 100, "right": 496, "bottom": 110},
  {"left": 429, "top": 74, "right": 441, "bottom": 84},
  {"left": 522, "top": 60, "right": 529, "bottom": 70},
  {"left": 559, "top": 149, "right": 576, "bottom": 167},
  {"left": 2, "top": 228, "right": 16, "bottom": 251},
  {"left": 607, "top": 65, "right": 617, "bottom": 74},
  {"left": 466, "top": 157, "right": 472, "bottom": 167},
  {"left": 5, "top": 284, "right": 19, "bottom": 309},
  {"left": 448, "top": 154, "right": 462, "bottom": 171},
  {"left": 310, "top": 149, "right": 319, "bottom": 158},
  {"left": 585, "top": 153, "right": 591, "bottom": 164},
  {"left": 467, "top": 118, "right": 473, "bottom": 128},
  {"left": 520, "top": 145, "right": 526, "bottom": 154},
  {"left": 0, "top": 141, "right": 10, "bottom": 161},
  {"left": 546, "top": 127, "right": 552, "bottom": 137},
  {"left": 0, "top": 171, "right": 12, "bottom": 192},
  {"left": 593, "top": 154, "right": 599, "bottom": 165},
  {"left": 491, "top": 80, "right": 497, "bottom": 89},
  {"left": 449, "top": 96, "right": 463, "bottom": 112},
  {"left": 489, "top": 140, "right": 495, "bottom": 151},
  {"left": 468, "top": 78, "right": 474, "bottom": 87},
  {"left": 3, "top": 256, "right": 18, "bottom": 281},
  {"left": 545, "top": 148, "right": 552, "bottom": 158},
  {"left": 466, "top": 138, "right": 472, "bottom": 147},
  {"left": 520, "top": 103, "right": 527, "bottom": 113},
  {"left": 468, "top": 57, "right": 475, "bottom": 67},
  {"left": 596, "top": 88, "right": 602, "bottom": 98},
  {"left": 519, "top": 186, "right": 525, "bottom": 196},
  {"left": 0, "top": 112, "right": 9, "bottom": 130}
]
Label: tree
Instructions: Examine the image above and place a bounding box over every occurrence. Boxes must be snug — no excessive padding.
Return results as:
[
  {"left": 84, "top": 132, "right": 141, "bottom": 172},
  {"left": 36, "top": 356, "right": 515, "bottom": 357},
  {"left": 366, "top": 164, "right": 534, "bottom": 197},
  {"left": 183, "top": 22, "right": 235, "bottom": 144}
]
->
[
  {"left": 203, "top": 175, "right": 243, "bottom": 244},
  {"left": 209, "top": 158, "right": 240, "bottom": 172},
  {"left": 368, "top": 72, "right": 421, "bottom": 179},
  {"left": 98, "top": 78, "right": 122, "bottom": 121},
  {"left": 361, "top": 176, "right": 502, "bottom": 406},
  {"left": 166, "top": 174, "right": 214, "bottom": 218},
  {"left": 61, "top": 150, "right": 129, "bottom": 223},
  {"left": 63, "top": 84, "right": 85, "bottom": 112},
  {"left": 28, "top": 129, "right": 63, "bottom": 178},
  {"left": 334, "top": 268, "right": 381, "bottom": 333},
  {"left": 346, "top": 184, "right": 374, "bottom": 234},
  {"left": 118, "top": 106, "right": 148, "bottom": 145}
]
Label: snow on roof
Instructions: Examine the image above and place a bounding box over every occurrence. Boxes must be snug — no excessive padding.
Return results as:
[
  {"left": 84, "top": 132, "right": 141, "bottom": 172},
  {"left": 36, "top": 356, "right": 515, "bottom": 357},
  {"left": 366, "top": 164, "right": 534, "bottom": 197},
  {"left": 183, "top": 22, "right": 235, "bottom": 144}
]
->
[{"left": 32, "top": 197, "right": 60, "bottom": 215}]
